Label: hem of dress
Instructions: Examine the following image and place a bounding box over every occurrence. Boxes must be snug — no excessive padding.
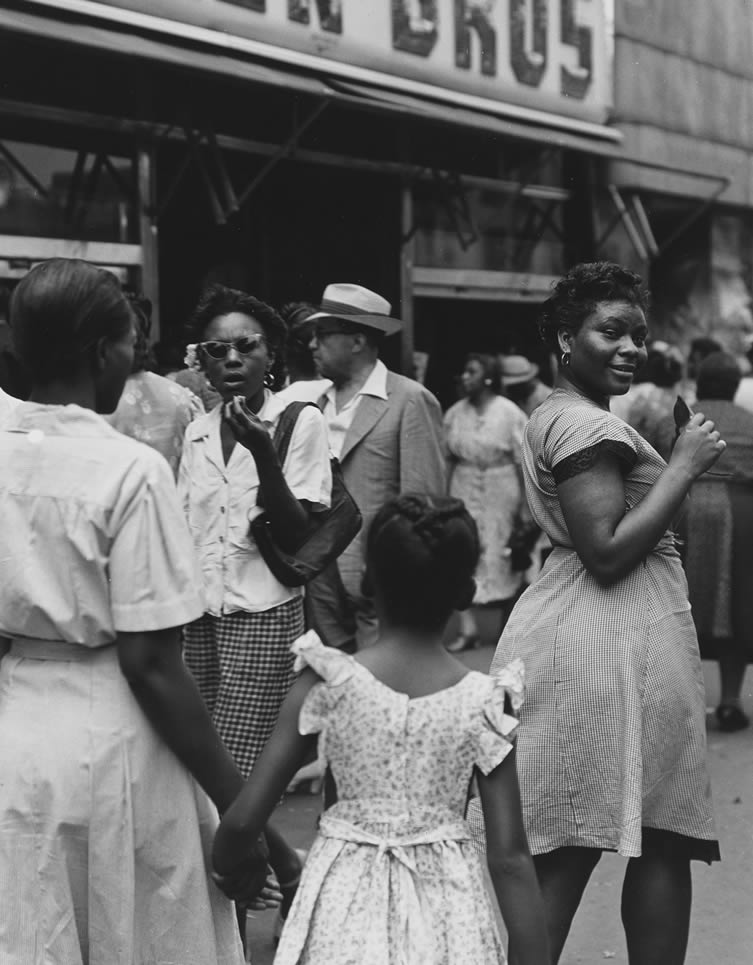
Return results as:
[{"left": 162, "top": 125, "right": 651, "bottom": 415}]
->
[{"left": 530, "top": 827, "right": 720, "bottom": 864}]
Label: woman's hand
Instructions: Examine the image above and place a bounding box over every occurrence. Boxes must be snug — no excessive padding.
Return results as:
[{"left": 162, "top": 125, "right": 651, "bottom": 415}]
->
[
  {"left": 212, "top": 862, "right": 281, "bottom": 908},
  {"left": 223, "top": 396, "right": 272, "bottom": 454},
  {"left": 669, "top": 411, "right": 726, "bottom": 480}
]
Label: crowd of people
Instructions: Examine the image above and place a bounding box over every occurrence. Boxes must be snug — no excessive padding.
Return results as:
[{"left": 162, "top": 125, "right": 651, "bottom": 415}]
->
[{"left": 0, "top": 256, "right": 743, "bottom": 965}]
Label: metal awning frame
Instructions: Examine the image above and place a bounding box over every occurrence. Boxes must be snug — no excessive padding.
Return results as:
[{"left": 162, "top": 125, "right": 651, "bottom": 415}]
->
[{"left": 596, "top": 158, "right": 731, "bottom": 262}]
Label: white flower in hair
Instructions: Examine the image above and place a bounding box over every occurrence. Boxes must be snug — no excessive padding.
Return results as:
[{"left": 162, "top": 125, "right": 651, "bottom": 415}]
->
[{"left": 184, "top": 343, "right": 201, "bottom": 372}]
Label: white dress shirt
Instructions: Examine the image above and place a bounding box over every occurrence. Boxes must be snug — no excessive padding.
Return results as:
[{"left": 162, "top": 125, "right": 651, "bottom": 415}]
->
[{"left": 321, "top": 359, "right": 389, "bottom": 460}]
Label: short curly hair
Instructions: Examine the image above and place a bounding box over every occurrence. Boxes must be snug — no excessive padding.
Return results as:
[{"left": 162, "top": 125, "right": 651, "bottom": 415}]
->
[
  {"left": 539, "top": 262, "right": 649, "bottom": 354},
  {"left": 187, "top": 285, "right": 288, "bottom": 390}
]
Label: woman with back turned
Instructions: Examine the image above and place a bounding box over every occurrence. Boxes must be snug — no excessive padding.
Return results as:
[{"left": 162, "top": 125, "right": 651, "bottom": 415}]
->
[
  {"left": 474, "top": 262, "right": 725, "bottom": 965},
  {"left": 0, "top": 259, "right": 255, "bottom": 963}
]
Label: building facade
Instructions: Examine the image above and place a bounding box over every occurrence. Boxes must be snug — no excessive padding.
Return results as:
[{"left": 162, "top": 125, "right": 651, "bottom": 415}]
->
[{"left": 1, "top": 1, "right": 751, "bottom": 397}]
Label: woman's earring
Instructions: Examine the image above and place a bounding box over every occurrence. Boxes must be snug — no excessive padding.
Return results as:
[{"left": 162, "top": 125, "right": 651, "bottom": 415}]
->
[
  {"left": 263, "top": 370, "right": 274, "bottom": 390},
  {"left": 484, "top": 379, "right": 492, "bottom": 386},
  {"left": 560, "top": 351, "right": 571, "bottom": 368}
]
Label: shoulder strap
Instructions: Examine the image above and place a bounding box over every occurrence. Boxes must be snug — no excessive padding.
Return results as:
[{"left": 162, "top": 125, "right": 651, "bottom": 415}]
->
[
  {"left": 272, "top": 400, "right": 318, "bottom": 465},
  {"left": 256, "top": 400, "right": 319, "bottom": 510}
]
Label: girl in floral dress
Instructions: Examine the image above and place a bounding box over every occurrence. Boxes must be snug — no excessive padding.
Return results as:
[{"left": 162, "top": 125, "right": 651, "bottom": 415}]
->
[{"left": 213, "top": 493, "right": 549, "bottom": 965}]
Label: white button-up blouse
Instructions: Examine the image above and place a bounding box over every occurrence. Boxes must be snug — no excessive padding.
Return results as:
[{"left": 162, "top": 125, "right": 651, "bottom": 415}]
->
[{"left": 178, "top": 391, "right": 332, "bottom": 616}]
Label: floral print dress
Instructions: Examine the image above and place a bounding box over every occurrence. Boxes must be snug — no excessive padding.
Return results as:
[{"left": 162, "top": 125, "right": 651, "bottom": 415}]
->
[{"left": 276, "top": 632, "right": 524, "bottom": 965}]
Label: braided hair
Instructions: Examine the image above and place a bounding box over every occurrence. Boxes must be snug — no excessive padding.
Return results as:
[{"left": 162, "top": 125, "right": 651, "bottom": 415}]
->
[{"left": 365, "top": 494, "right": 480, "bottom": 631}]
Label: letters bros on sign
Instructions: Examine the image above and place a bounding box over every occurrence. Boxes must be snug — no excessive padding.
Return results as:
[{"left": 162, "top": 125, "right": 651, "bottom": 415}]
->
[{"left": 224, "top": 1, "right": 599, "bottom": 101}]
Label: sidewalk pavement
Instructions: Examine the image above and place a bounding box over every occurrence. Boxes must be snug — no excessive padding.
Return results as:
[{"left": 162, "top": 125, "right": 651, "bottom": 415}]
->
[{"left": 245, "top": 647, "right": 753, "bottom": 964}]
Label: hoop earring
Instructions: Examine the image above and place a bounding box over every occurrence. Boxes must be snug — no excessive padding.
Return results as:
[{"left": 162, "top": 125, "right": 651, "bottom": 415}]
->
[
  {"left": 263, "top": 371, "right": 274, "bottom": 389},
  {"left": 560, "top": 351, "right": 571, "bottom": 368}
]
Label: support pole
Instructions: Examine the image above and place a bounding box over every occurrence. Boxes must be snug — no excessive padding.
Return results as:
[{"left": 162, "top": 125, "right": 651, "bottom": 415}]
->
[
  {"left": 137, "top": 147, "right": 160, "bottom": 341},
  {"left": 400, "top": 179, "right": 415, "bottom": 378}
]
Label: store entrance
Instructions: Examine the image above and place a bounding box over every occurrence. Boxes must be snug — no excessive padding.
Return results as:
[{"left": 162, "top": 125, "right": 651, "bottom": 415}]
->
[{"left": 414, "top": 298, "right": 552, "bottom": 410}]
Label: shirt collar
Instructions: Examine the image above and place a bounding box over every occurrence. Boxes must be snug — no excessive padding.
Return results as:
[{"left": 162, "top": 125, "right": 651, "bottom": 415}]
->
[{"left": 324, "top": 359, "right": 389, "bottom": 407}]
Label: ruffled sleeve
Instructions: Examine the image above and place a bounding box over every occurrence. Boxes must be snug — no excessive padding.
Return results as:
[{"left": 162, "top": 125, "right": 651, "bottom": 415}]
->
[
  {"left": 292, "top": 630, "right": 355, "bottom": 736},
  {"left": 475, "top": 659, "right": 526, "bottom": 776}
]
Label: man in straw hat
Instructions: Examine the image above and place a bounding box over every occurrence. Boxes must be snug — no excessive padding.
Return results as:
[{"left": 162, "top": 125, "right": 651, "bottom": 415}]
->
[
  {"left": 499, "top": 354, "right": 552, "bottom": 418},
  {"left": 306, "top": 282, "right": 446, "bottom": 650}
]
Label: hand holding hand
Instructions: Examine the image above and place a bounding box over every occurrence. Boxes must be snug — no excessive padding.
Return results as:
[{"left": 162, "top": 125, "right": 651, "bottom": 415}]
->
[
  {"left": 670, "top": 411, "right": 726, "bottom": 479},
  {"left": 211, "top": 861, "right": 281, "bottom": 907},
  {"left": 223, "top": 395, "right": 272, "bottom": 454}
]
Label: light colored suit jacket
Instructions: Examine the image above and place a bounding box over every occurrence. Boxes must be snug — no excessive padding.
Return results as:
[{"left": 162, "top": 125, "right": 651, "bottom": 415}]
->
[{"left": 321, "top": 370, "right": 447, "bottom": 600}]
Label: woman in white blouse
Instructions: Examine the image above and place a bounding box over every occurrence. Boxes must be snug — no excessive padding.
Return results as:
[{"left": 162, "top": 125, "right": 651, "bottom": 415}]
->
[
  {"left": 0, "top": 259, "right": 256, "bottom": 964},
  {"left": 178, "top": 285, "right": 332, "bottom": 929}
]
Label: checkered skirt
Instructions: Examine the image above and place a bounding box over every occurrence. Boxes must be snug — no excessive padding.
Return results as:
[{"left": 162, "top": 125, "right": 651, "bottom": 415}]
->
[
  {"left": 184, "top": 598, "right": 304, "bottom": 777},
  {"left": 486, "top": 390, "right": 717, "bottom": 857}
]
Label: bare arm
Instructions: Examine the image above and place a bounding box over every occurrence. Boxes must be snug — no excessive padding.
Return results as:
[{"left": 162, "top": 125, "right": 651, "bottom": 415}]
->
[
  {"left": 558, "top": 411, "right": 725, "bottom": 586},
  {"left": 117, "top": 628, "right": 244, "bottom": 815},
  {"left": 213, "top": 668, "right": 319, "bottom": 875},
  {"left": 477, "top": 749, "right": 550, "bottom": 965}
]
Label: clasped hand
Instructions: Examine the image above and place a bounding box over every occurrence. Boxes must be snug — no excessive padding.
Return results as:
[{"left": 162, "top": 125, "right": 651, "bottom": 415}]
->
[
  {"left": 211, "top": 836, "right": 282, "bottom": 908},
  {"left": 223, "top": 396, "right": 271, "bottom": 454},
  {"left": 671, "top": 411, "right": 726, "bottom": 478}
]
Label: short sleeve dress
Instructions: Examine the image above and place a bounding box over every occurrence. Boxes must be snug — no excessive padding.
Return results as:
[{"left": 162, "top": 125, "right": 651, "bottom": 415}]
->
[
  {"left": 488, "top": 388, "right": 718, "bottom": 860},
  {"left": 444, "top": 395, "right": 528, "bottom": 603},
  {"left": 275, "top": 632, "right": 524, "bottom": 965},
  {"left": 0, "top": 403, "right": 244, "bottom": 965}
]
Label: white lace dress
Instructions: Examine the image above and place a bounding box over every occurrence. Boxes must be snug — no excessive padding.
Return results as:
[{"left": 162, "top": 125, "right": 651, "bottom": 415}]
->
[{"left": 276, "top": 632, "right": 524, "bottom": 965}]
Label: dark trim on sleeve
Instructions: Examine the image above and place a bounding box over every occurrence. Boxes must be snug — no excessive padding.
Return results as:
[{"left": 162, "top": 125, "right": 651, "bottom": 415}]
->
[{"left": 552, "top": 440, "right": 637, "bottom": 484}]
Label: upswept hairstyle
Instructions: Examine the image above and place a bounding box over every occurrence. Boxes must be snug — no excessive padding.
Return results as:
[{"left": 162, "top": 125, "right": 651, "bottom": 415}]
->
[
  {"left": 539, "top": 262, "right": 649, "bottom": 354},
  {"left": 365, "top": 494, "right": 480, "bottom": 631},
  {"left": 465, "top": 352, "right": 502, "bottom": 394},
  {"left": 187, "top": 284, "right": 288, "bottom": 390},
  {"left": 10, "top": 258, "right": 133, "bottom": 385}
]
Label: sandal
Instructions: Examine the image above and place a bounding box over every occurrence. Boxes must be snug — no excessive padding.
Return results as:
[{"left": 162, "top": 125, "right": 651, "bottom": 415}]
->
[{"left": 715, "top": 704, "right": 750, "bottom": 733}]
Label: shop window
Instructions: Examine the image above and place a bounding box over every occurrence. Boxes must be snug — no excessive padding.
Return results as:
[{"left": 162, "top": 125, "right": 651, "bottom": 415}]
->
[{"left": 0, "top": 142, "right": 137, "bottom": 243}]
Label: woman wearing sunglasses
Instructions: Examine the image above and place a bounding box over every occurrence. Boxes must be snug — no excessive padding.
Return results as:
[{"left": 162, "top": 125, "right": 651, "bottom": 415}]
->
[{"left": 178, "top": 284, "right": 332, "bottom": 943}]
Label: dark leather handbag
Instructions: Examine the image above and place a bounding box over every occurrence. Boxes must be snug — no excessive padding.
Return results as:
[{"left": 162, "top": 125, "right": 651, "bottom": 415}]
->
[{"left": 250, "top": 401, "right": 362, "bottom": 587}]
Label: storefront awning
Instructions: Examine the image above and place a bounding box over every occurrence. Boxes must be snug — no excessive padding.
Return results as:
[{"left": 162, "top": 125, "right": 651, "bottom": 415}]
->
[
  {"left": 2, "top": 2, "right": 622, "bottom": 159},
  {"left": 326, "top": 81, "right": 623, "bottom": 159},
  {"left": 0, "top": 4, "right": 329, "bottom": 98}
]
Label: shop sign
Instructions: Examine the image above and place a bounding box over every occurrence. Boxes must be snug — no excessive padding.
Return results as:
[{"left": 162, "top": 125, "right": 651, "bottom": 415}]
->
[{"left": 92, "top": 0, "right": 614, "bottom": 123}]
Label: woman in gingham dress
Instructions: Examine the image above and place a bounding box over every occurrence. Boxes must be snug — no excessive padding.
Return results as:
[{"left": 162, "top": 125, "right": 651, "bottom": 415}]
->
[
  {"left": 478, "top": 263, "right": 724, "bottom": 965},
  {"left": 178, "top": 285, "right": 332, "bottom": 933}
]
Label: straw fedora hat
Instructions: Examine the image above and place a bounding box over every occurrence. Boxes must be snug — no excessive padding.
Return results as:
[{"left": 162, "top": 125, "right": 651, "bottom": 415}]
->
[
  {"left": 308, "top": 283, "right": 403, "bottom": 336},
  {"left": 499, "top": 355, "right": 539, "bottom": 386}
]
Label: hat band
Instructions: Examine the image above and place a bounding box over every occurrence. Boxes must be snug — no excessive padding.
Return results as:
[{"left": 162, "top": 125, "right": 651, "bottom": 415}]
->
[{"left": 319, "top": 298, "right": 388, "bottom": 318}]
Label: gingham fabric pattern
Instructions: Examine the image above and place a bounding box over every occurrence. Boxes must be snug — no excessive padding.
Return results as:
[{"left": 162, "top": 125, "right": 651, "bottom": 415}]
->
[
  {"left": 184, "top": 598, "right": 304, "bottom": 777},
  {"left": 475, "top": 388, "right": 717, "bottom": 859}
]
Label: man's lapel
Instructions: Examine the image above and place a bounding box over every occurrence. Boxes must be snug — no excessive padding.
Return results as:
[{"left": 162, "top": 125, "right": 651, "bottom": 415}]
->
[{"left": 339, "top": 393, "right": 390, "bottom": 463}]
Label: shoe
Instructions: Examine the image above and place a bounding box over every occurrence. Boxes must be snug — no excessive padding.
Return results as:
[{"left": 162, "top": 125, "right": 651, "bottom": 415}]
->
[
  {"left": 715, "top": 704, "right": 750, "bottom": 732},
  {"left": 445, "top": 632, "right": 480, "bottom": 653}
]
